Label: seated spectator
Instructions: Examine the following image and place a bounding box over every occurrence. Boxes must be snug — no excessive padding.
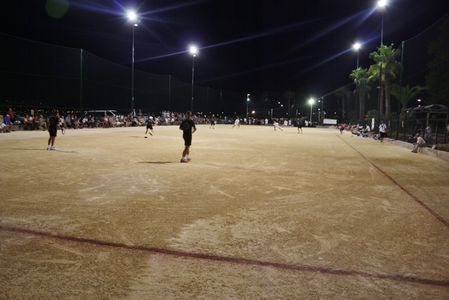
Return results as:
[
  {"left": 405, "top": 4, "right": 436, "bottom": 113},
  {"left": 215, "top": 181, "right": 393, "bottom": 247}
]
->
[
  {"left": 23, "top": 114, "right": 33, "bottom": 130},
  {"left": 33, "top": 115, "right": 41, "bottom": 130},
  {"left": 7, "top": 108, "right": 15, "bottom": 123},
  {"left": 2, "top": 114, "right": 12, "bottom": 133},
  {"left": 411, "top": 134, "right": 426, "bottom": 153},
  {"left": 39, "top": 115, "right": 47, "bottom": 130}
]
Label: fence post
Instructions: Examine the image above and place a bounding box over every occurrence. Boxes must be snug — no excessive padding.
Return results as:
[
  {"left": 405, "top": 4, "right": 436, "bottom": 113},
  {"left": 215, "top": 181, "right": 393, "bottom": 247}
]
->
[
  {"left": 80, "top": 48, "right": 83, "bottom": 110},
  {"left": 168, "top": 75, "right": 171, "bottom": 111},
  {"left": 435, "top": 125, "right": 438, "bottom": 146}
]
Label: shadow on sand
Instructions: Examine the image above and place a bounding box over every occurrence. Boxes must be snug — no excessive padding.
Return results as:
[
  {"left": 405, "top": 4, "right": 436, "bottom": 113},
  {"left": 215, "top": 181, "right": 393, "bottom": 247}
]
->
[
  {"left": 5, "top": 148, "right": 77, "bottom": 153},
  {"left": 138, "top": 161, "right": 178, "bottom": 165}
]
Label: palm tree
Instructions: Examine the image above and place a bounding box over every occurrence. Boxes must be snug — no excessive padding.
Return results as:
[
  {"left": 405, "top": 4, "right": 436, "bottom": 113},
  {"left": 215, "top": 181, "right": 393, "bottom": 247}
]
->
[
  {"left": 350, "top": 67, "right": 370, "bottom": 120},
  {"left": 335, "top": 86, "right": 351, "bottom": 121},
  {"left": 391, "top": 84, "right": 426, "bottom": 110},
  {"left": 368, "top": 44, "right": 400, "bottom": 120}
]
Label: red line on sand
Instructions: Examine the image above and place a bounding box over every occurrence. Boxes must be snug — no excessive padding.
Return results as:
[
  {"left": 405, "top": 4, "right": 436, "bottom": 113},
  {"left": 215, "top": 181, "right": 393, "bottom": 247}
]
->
[
  {"left": 1, "top": 224, "right": 449, "bottom": 288},
  {"left": 337, "top": 135, "right": 449, "bottom": 229}
]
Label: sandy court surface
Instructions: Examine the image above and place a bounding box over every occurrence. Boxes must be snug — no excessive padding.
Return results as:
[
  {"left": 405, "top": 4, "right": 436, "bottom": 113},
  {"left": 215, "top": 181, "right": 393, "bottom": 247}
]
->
[{"left": 0, "top": 125, "right": 448, "bottom": 299}]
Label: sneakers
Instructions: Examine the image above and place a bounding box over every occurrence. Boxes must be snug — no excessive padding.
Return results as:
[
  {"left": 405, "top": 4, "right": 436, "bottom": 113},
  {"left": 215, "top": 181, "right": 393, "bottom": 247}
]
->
[
  {"left": 180, "top": 158, "right": 189, "bottom": 163},
  {"left": 47, "top": 145, "right": 51, "bottom": 151},
  {"left": 50, "top": 146, "right": 56, "bottom": 151}
]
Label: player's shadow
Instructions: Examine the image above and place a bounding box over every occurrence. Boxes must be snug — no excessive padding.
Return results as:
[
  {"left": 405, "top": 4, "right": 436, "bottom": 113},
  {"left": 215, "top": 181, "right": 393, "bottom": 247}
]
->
[
  {"left": 6, "top": 148, "right": 77, "bottom": 153},
  {"left": 138, "top": 161, "right": 177, "bottom": 164},
  {"left": 6, "top": 148, "right": 45, "bottom": 151}
]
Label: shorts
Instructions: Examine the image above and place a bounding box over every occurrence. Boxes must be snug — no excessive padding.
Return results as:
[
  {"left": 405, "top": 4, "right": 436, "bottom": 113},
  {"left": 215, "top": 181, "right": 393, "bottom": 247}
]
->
[
  {"left": 49, "top": 127, "right": 57, "bottom": 137},
  {"left": 297, "top": 124, "right": 302, "bottom": 128},
  {"left": 183, "top": 133, "right": 192, "bottom": 146},
  {"left": 146, "top": 124, "right": 153, "bottom": 130},
  {"left": 380, "top": 132, "right": 386, "bottom": 138}
]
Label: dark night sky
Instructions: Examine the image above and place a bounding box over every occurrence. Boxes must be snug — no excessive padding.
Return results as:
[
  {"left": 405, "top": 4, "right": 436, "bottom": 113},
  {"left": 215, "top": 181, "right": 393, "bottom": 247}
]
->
[{"left": 2, "top": 0, "right": 449, "bottom": 100}]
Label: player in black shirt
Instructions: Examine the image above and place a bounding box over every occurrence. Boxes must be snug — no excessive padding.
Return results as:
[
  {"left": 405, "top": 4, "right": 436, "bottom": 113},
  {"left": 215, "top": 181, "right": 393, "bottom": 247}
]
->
[
  {"left": 179, "top": 111, "right": 196, "bottom": 163},
  {"left": 47, "top": 111, "right": 60, "bottom": 150},
  {"left": 145, "top": 116, "right": 154, "bottom": 138}
]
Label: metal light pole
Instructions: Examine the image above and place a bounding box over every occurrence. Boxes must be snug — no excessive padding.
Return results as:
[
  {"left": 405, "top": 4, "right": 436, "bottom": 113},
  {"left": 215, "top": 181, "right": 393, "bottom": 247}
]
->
[
  {"left": 376, "top": 0, "right": 388, "bottom": 120},
  {"left": 188, "top": 44, "right": 199, "bottom": 112},
  {"left": 126, "top": 9, "right": 139, "bottom": 114},
  {"left": 308, "top": 98, "right": 315, "bottom": 123},
  {"left": 377, "top": 0, "right": 388, "bottom": 46},
  {"left": 246, "top": 94, "right": 250, "bottom": 120},
  {"left": 352, "top": 41, "right": 362, "bottom": 68},
  {"left": 131, "top": 25, "right": 136, "bottom": 113}
]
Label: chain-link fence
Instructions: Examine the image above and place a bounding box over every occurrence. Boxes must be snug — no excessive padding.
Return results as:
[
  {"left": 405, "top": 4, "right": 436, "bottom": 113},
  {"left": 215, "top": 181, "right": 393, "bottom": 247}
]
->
[
  {"left": 322, "top": 14, "right": 449, "bottom": 146},
  {"left": 0, "top": 33, "right": 245, "bottom": 114}
]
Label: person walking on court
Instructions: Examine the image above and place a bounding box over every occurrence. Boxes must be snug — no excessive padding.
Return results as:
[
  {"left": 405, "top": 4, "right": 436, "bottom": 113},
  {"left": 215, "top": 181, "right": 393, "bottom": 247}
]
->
[
  {"left": 179, "top": 111, "right": 196, "bottom": 163},
  {"left": 145, "top": 116, "right": 154, "bottom": 137},
  {"left": 47, "top": 110, "right": 61, "bottom": 150},
  {"left": 273, "top": 121, "right": 283, "bottom": 131},
  {"left": 379, "top": 121, "right": 387, "bottom": 142},
  {"left": 297, "top": 118, "right": 303, "bottom": 134}
]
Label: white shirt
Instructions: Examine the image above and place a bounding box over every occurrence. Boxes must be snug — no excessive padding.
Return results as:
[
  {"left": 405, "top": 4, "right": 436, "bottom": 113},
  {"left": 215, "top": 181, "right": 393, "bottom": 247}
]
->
[{"left": 379, "top": 123, "right": 387, "bottom": 133}]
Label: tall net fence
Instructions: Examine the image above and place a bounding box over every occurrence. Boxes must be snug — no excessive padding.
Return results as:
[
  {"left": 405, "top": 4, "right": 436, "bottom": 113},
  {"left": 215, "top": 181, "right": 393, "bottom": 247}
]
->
[
  {"left": 389, "top": 13, "right": 449, "bottom": 145},
  {"left": 0, "top": 33, "right": 245, "bottom": 114}
]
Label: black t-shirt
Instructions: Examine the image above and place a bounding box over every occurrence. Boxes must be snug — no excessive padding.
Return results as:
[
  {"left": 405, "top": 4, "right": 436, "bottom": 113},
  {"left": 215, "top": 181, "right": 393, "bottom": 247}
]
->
[
  {"left": 180, "top": 119, "right": 196, "bottom": 134},
  {"left": 49, "top": 116, "right": 59, "bottom": 129}
]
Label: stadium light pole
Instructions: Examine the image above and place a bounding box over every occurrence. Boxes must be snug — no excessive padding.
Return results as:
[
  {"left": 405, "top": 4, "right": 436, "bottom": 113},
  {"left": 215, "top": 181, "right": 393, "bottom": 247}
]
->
[
  {"left": 376, "top": 0, "right": 388, "bottom": 121},
  {"left": 188, "top": 44, "right": 199, "bottom": 112},
  {"left": 352, "top": 41, "right": 362, "bottom": 68},
  {"left": 126, "top": 9, "right": 139, "bottom": 115},
  {"left": 246, "top": 94, "right": 250, "bottom": 120},
  {"left": 308, "top": 98, "right": 315, "bottom": 123},
  {"left": 376, "top": 0, "right": 389, "bottom": 46}
]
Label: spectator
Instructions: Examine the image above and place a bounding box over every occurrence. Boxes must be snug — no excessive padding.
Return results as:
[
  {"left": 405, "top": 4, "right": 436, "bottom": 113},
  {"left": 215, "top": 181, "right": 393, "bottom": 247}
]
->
[
  {"left": 411, "top": 134, "right": 426, "bottom": 153},
  {"left": 7, "top": 108, "right": 15, "bottom": 123},
  {"left": 379, "top": 121, "right": 387, "bottom": 142},
  {"left": 424, "top": 125, "right": 433, "bottom": 147},
  {"left": 0, "top": 115, "right": 10, "bottom": 133}
]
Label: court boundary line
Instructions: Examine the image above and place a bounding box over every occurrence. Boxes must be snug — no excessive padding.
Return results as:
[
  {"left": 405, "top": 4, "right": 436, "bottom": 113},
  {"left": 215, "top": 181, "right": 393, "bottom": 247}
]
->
[
  {"left": 1, "top": 224, "right": 448, "bottom": 288},
  {"left": 337, "top": 135, "right": 449, "bottom": 229}
]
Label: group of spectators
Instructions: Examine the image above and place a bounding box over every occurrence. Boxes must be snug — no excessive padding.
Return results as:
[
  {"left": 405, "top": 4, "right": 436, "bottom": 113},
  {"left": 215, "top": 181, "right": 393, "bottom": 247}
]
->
[
  {"left": 339, "top": 123, "right": 373, "bottom": 138},
  {"left": 1, "top": 107, "right": 310, "bottom": 134},
  {"left": 0, "top": 108, "right": 156, "bottom": 132}
]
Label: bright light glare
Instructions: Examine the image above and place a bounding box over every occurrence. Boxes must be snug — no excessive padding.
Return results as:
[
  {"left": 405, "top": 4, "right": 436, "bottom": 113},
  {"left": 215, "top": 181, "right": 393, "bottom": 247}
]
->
[
  {"left": 377, "top": 0, "right": 388, "bottom": 9},
  {"left": 251, "top": 110, "right": 256, "bottom": 114},
  {"left": 352, "top": 42, "right": 362, "bottom": 51},
  {"left": 189, "top": 44, "right": 199, "bottom": 56},
  {"left": 308, "top": 98, "right": 316, "bottom": 105},
  {"left": 126, "top": 10, "right": 138, "bottom": 22}
]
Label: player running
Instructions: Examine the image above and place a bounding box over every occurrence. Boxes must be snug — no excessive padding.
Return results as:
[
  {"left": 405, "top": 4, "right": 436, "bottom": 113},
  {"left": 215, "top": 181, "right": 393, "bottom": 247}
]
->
[
  {"left": 179, "top": 111, "right": 197, "bottom": 163},
  {"left": 297, "top": 118, "right": 303, "bottom": 134},
  {"left": 145, "top": 116, "right": 154, "bottom": 137},
  {"left": 232, "top": 118, "right": 240, "bottom": 128},
  {"left": 47, "top": 111, "right": 61, "bottom": 150},
  {"left": 273, "top": 121, "right": 283, "bottom": 131},
  {"left": 209, "top": 118, "right": 216, "bottom": 129}
]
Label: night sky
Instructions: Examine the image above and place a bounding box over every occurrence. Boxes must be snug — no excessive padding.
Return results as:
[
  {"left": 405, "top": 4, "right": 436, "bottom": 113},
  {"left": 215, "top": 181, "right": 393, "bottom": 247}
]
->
[{"left": 2, "top": 0, "right": 449, "bottom": 108}]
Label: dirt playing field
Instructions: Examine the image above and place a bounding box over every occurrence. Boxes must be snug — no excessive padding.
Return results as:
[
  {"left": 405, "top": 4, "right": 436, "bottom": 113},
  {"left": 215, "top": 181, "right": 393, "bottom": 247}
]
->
[{"left": 0, "top": 125, "right": 448, "bottom": 299}]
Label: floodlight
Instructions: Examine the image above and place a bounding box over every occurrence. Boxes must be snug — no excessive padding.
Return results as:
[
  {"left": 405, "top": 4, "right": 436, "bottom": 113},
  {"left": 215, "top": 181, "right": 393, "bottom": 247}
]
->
[
  {"left": 377, "top": 0, "right": 388, "bottom": 9},
  {"left": 189, "top": 44, "right": 199, "bottom": 57},
  {"left": 126, "top": 10, "right": 138, "bottom": 22},
  {"left": 353, "top": 42, "right": 362, "bottom": 51}
]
